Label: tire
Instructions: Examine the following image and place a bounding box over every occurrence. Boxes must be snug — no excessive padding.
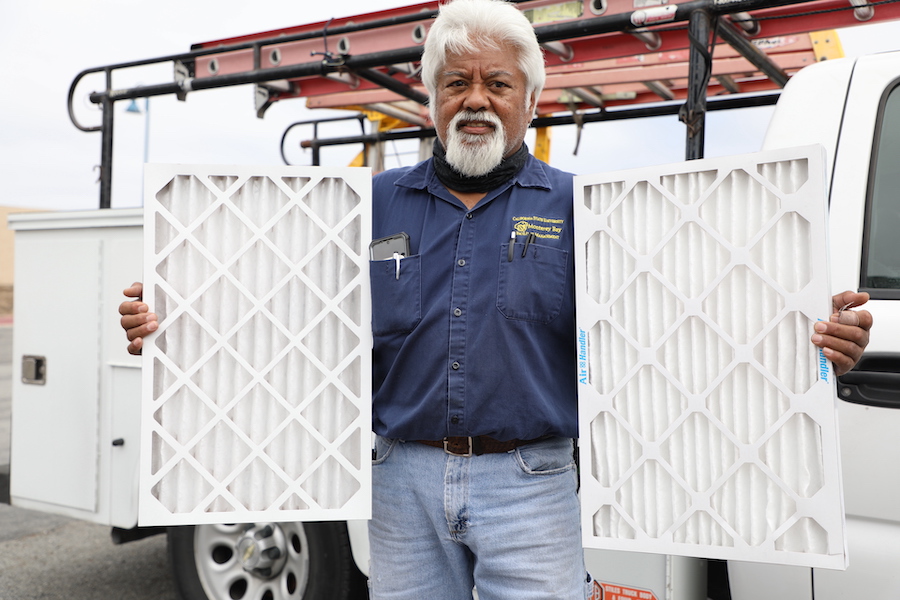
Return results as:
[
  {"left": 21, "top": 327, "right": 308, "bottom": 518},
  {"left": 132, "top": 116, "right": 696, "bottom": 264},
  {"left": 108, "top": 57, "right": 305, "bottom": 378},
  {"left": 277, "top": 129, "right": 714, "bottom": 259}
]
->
[
  {"left": 168, "top": 521, "right": 368, "bottom": 600},
  {"left": 707, "top": 559, "right": 731, "bottom": 600}
]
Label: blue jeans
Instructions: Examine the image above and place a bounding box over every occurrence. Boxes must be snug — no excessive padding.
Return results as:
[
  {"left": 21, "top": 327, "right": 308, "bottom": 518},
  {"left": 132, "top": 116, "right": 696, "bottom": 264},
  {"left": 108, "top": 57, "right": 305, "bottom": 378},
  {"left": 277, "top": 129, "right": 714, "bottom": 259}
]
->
[{"left": 368, "top": 436, "right": 588, "bottom": 599}]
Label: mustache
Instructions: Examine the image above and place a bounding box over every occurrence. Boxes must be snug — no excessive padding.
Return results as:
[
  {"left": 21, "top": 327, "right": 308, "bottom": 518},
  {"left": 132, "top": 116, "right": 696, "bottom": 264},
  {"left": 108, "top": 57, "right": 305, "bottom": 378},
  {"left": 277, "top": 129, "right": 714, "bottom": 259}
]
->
[{"left": 449, "top": 110, "right": 503, "bottom": 130}]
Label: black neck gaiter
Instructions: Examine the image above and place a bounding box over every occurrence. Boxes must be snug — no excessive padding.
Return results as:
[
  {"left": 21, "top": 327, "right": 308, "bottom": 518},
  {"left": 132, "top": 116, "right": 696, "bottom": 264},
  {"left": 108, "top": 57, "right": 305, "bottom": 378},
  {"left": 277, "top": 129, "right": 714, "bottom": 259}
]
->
[{"left": 432, "top": 139, "right": 529, "bottom": 194}]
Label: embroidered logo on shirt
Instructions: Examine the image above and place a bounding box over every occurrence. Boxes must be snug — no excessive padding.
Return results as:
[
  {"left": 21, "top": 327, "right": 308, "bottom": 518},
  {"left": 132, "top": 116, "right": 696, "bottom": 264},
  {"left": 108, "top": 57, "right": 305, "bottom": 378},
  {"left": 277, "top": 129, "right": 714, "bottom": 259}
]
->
[{"left": 512, "top": 215, "right": 564, "bottom": 239}]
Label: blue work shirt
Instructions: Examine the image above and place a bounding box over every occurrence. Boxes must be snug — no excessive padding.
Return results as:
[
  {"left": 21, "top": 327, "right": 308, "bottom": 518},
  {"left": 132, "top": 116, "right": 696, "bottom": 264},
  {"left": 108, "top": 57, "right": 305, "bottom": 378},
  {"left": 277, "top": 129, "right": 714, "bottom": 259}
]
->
[{"left": 370, "top": 154, "right": 577, "bottom": 441}]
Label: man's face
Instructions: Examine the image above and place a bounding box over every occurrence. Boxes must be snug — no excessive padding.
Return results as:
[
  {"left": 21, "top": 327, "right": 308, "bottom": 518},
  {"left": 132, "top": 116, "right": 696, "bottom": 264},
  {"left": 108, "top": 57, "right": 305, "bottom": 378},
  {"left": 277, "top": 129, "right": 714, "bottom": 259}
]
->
[{"left": 433, "top": 43, "right": 534, "bottom": 176}]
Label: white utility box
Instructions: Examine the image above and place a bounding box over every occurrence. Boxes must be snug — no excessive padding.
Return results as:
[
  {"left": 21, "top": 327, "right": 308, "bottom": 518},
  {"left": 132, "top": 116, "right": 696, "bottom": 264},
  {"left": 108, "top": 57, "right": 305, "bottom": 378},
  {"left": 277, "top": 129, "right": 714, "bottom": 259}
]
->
[{"left": 8, "top": 208, "right": 143, "bottom": 527}]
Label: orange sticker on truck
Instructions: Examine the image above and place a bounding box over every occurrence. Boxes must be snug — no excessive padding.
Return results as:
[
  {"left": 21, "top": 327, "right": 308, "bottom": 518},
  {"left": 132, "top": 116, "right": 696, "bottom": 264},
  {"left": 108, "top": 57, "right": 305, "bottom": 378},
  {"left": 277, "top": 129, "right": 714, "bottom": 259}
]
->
[{"left": 596, "top": 582, "right": 659, "bottom": 600}]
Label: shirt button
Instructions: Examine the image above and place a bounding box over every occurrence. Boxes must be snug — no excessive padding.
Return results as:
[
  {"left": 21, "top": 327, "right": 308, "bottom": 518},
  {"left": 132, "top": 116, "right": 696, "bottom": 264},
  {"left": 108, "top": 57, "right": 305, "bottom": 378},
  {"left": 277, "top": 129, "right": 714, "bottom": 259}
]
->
[
  {"left": 453, "top": 308, "right": 462, "bottom": 317},
  {"left": 466, "top": 213, "right": 473, "bottom": 220},
  {"left": 457, "top": 259, "right": 466, "bottom": 267},
  {"left": 451, "top": 361, "right": 460, "bottom": 370},
  {"left": 451, "top": 416, "right": 460, "bottom": 424}
]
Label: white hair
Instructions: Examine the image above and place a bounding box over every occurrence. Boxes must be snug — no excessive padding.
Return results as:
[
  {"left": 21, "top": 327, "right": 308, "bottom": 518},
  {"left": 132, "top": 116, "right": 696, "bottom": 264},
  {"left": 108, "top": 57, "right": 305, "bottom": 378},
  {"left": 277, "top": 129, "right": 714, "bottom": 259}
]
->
[{"left": 420, "top": 0, "right": 546, "bottom": 113}]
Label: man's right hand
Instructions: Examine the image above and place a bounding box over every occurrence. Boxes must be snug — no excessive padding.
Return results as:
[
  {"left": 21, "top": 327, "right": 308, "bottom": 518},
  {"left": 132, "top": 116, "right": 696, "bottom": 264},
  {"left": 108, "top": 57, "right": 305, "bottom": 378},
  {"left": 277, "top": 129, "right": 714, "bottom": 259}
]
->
[{"left": 119, "top": 282, "right": 157, "bottom": 355}]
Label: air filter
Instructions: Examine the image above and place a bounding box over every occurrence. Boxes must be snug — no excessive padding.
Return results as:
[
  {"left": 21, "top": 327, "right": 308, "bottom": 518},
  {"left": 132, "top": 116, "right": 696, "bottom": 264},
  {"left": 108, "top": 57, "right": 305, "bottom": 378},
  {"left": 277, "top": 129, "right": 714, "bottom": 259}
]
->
[
  {"left": 575, "top": 146, "right": 846, "bottom": 569},
  {"left": 140, "top": 165, "right": 372, "bottom": 525}
]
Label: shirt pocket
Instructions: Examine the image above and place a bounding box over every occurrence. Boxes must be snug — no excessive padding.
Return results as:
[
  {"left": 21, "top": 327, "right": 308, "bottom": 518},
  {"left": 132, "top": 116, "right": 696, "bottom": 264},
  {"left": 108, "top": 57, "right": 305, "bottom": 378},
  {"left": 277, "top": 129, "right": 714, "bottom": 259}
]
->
[
  {"left": 497, "top": 243, "right": 568, "bottom": 324},
  {"left": 370, "top": 255, "right": 422, "bottom": 335}
]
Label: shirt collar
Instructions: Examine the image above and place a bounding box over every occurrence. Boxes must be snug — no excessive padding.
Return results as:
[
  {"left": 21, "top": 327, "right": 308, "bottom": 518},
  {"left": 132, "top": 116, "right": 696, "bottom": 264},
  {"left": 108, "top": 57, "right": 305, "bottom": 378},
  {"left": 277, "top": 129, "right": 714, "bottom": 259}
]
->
[{"left": 394, "top": 153, "right": 553, "bottom": 196}]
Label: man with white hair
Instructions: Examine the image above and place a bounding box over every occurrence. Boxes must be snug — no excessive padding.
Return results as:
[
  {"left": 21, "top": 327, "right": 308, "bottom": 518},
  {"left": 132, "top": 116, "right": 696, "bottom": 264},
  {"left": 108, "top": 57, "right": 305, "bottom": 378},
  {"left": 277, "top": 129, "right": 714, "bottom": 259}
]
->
[
  {"left": 121, "top": 0, "right": 872, "bottom": 597},
  {"left": 366, "top": 0, "right": 589, "bottom": 597}
]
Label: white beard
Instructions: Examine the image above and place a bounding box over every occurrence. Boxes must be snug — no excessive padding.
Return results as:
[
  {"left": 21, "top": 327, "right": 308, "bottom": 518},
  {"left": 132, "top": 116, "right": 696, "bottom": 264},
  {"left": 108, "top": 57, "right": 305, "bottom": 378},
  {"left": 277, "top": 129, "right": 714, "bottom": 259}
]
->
[{"left": 444, "top": 110, "right": 506, "bottom": 177}]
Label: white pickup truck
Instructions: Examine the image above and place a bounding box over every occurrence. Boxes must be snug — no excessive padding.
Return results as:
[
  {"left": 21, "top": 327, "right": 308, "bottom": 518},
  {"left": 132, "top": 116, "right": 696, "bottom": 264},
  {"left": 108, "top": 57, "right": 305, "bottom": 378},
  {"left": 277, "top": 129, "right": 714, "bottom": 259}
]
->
[
  {"left": 7, "top": 49, "right": 900, "bottom": 600},
  {"left": 724, "top": 48, "right": 900, "bottom": 600}
]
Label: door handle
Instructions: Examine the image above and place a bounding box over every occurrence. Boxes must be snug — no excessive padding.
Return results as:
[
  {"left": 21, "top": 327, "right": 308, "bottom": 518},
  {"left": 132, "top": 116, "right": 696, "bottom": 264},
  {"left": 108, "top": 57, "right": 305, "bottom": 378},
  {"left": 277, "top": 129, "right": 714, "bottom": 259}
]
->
[{"left": 838, "top": 352, "right": 900, "bottom": 408}]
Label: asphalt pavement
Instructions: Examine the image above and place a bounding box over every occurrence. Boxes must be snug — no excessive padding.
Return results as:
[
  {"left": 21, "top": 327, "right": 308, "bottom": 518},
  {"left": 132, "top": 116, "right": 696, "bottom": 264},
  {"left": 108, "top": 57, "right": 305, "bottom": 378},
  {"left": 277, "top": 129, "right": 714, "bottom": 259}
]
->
[{"left": 0, "top": 502, "right": 176, "bottom": 600}]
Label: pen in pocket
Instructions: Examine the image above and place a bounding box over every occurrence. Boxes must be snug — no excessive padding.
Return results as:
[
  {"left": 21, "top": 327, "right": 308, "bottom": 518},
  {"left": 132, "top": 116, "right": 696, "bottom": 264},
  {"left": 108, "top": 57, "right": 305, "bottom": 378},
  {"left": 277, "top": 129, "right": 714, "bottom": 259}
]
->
[
  {"left": 522, "top": 232, "right": 535, "bottom": 257},
  {"left": 393, "top": 252, "right": 402, "bottom": 280}
]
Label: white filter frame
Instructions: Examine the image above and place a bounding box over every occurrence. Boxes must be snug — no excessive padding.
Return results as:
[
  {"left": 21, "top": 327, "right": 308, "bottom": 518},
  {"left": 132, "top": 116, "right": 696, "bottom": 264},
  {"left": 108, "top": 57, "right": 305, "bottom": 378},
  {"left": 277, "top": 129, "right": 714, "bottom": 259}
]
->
[
  {"left": 140, "top": 164, "right": 372, "bottom": 526},
  {"left": 574, "top": 146, "right": 847, "bottom": 569}
]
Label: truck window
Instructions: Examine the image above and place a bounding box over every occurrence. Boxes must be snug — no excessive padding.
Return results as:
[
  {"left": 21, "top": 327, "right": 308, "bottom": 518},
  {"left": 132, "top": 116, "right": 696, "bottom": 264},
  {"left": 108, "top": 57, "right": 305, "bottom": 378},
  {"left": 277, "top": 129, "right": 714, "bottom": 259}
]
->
[{"left": 862, "top": 80, "right": 900, "bottom": 298}]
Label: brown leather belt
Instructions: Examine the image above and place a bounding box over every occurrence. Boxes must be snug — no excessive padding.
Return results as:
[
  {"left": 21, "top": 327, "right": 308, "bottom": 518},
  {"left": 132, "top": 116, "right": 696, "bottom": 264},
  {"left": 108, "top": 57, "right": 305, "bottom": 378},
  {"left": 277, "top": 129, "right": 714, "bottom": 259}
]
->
[{"left": 415, "top": 435, "right": 550, "bottom": 457}]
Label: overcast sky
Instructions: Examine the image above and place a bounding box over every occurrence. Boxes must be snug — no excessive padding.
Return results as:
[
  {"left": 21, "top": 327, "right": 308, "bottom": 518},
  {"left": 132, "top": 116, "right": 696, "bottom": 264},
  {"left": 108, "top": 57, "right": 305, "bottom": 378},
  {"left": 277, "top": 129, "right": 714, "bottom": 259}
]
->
[{"left": 2, "top": 0, "right": 900, "bottom": 211}]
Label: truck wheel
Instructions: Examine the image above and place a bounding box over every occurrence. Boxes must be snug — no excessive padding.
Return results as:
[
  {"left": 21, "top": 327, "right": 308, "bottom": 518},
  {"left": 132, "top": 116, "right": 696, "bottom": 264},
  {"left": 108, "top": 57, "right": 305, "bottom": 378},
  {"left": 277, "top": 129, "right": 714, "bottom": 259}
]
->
[{"left": 168, "top": 522, "right": 368, "bottom": 600}]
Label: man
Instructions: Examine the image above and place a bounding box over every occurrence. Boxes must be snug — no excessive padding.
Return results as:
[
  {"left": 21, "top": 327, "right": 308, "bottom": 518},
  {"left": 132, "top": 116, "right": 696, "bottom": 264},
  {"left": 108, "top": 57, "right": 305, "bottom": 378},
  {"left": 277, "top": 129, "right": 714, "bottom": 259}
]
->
[{"left": 121, "top": 0, "right": 873, "bottom": 598}]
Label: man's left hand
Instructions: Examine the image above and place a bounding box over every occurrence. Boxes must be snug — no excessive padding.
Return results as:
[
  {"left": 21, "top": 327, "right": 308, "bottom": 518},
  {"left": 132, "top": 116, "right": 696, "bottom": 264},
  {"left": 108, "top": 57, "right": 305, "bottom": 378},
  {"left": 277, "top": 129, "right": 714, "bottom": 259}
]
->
[{"left": 812, "top": 290, "right": 873, "bottom": 376}]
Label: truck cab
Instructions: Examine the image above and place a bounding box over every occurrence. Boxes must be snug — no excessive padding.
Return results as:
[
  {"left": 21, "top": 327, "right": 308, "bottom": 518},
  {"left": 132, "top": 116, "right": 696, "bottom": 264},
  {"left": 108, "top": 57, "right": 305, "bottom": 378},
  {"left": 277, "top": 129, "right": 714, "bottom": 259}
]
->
[{"left": 724, "top": 49, "right": 900, "bottom": 599}]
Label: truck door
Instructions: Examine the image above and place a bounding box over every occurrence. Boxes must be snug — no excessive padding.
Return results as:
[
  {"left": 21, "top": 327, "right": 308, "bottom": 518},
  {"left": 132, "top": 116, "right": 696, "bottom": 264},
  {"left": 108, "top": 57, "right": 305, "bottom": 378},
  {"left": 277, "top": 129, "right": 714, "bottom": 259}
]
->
[
  {"left": 729, "top": 51, "right": 900, "bottom": 600},
  {"left": 816, "top": 52, "right": 900, "bottom": 599}
]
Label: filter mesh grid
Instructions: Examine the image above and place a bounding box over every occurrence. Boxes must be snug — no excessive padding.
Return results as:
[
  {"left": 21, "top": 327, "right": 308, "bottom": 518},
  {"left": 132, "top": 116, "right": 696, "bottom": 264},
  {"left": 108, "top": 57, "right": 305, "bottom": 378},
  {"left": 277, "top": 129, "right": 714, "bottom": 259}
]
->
[
  {"left": 574, "top": 146, "right": 846, "bottom": 569},
  {"left": 140, "top": 165, "right": 371, "bottom": 525}
]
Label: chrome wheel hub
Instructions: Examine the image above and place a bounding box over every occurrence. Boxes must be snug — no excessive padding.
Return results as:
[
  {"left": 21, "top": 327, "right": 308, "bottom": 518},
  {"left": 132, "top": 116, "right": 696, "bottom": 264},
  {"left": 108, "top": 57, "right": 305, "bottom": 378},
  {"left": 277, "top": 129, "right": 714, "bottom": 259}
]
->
[
  {"left": 236, "top": 523, "right": 289, "bottom": 579},
  {"left": 194, "top": 522, "right": 309, "bottom": 600}
]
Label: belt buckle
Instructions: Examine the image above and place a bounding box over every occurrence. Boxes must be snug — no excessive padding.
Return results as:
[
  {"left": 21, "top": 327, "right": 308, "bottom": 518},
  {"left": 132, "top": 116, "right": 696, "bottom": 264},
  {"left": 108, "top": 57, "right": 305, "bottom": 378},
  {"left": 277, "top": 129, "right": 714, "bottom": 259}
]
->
[{"left": 443, "top": 437, "right": 474, "bottom": 457}]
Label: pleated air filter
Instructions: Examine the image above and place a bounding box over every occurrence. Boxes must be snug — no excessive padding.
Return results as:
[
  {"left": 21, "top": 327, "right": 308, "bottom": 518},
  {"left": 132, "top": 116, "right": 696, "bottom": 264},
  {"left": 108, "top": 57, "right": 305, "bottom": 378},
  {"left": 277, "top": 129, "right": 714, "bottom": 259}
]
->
[
  {"left": 140, "top": 165, "right": 372, "bottom": 525},
  {"left": 574, "top": 146, "right": 847, "bottom": 569}
]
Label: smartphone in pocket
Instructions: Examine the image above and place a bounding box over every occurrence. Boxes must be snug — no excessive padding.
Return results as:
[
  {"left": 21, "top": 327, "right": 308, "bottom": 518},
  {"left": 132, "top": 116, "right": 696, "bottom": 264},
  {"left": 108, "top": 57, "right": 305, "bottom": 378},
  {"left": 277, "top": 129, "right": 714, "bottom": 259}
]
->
[{"left": 369, "top": 232, "right": 410, "bottom": 260}]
